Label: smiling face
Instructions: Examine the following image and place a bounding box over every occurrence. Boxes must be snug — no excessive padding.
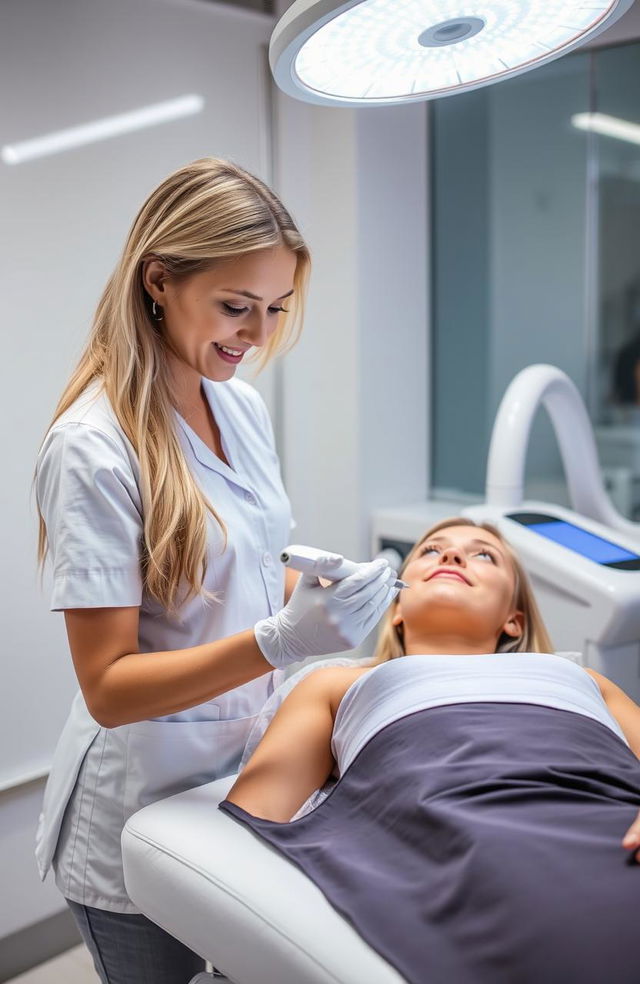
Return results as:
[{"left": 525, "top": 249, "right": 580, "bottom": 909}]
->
[
  {"left": 143, "top": 245, "right": 297, "bottom": 401},
  {"left": 392, "top": 524, "right": 524, "bottom": 656}
]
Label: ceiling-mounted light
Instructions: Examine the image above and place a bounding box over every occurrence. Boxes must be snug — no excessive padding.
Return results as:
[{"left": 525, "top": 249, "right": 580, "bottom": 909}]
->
[
  {"left": 270, "top": 0, "right": 633, "bottom": 107},
  {"left": 1, "top": 94, "right": 205, "bottom": 165},
  {"left": 572, "top": 112, "right": 640, "bottom": 147}
]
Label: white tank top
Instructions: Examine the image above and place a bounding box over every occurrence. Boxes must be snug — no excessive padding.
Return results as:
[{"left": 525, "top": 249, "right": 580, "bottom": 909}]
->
[{"left": 331, "top": 653, "right": 628, "bottom": 775}]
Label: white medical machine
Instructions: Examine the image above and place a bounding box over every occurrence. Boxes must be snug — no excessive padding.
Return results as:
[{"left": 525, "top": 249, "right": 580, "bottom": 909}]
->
[{"left": 373, "top": 364, "right": 640, "bottom": 701}]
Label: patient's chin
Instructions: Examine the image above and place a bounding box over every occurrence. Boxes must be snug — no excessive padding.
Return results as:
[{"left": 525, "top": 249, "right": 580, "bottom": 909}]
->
[{"left": 404, "top": 598, "right": 490, "bottom": 640}]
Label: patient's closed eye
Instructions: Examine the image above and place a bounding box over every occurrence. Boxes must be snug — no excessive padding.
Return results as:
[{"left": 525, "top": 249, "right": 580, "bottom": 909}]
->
[
  {"left": 418, "top": 544, "right": 440, "bottom": 556},
  {"left": 476, "top": 550, "right": 496, "bottom": 562}
]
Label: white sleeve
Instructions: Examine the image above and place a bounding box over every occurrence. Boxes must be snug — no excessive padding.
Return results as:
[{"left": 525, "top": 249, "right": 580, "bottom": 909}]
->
[{"left": 36, "top": 423, "right": 144, "bottom": 611}]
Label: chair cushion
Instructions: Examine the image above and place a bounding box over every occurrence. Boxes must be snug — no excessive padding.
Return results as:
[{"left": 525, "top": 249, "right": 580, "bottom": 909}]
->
[{"left": 121, "top": 776, "right": 405, "bottom": 984}]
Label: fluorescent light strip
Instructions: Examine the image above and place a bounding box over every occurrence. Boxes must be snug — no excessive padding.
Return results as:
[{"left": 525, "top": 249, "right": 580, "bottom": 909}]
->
[
  {"left": 572, "top": 112, "right": 640, "bottom": 146},
  {"left": 1, "top": 94, "right": 205, "bottom": 165}
]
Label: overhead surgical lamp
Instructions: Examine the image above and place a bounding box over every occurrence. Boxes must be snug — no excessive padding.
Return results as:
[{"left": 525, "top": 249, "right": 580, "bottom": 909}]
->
[{"left": 269, "top": 0, "right": 634, "bottom": 106}]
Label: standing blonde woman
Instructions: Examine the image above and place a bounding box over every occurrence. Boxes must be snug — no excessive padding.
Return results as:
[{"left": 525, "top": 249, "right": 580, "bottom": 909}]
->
[{"left": 34, "top": 158, "right": 398, "bottom": 984}]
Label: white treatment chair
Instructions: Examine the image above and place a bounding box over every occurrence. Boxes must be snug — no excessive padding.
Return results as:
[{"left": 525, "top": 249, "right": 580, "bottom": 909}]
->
[
  {"left": 121, "top": 774, "right": 405, "bottom": 984},
  {"left": 121, "top": 658, "right": 406, "bottom": 984}
]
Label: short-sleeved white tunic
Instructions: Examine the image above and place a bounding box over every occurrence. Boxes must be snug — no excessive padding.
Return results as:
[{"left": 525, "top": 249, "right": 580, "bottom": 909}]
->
[{"left": 34, "top": 375, "right": 293, "bottom": 912}]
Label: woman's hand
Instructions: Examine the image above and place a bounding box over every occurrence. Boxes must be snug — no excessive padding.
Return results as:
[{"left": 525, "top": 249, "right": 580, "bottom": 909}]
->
[
  {"left": 622, "top": 811, "right": 640, "bottom": 861},
  {"left": 254, "top": 555, "right": 399, "bottom": 668}
]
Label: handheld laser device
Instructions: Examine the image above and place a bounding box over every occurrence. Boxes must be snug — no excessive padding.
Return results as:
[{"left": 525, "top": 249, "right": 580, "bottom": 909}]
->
[{"left": 280, "top": 544, "right": 409, "bottom": 589}]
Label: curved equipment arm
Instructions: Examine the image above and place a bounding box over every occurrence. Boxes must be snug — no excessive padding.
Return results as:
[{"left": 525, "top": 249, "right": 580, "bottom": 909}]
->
[{"left": 485, "top": 364, "right": 639, "bottom": 538}]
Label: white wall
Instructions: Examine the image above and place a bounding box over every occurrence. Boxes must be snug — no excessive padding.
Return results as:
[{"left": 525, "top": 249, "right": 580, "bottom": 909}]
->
[{"left": 1, "top": 0, "right": 274, "bottom": 957}]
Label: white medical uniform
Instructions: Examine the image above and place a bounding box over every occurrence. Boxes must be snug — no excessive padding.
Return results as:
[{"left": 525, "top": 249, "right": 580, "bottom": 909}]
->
[{"left": 35, "top": 375, "right": 293, "bottom": 913}]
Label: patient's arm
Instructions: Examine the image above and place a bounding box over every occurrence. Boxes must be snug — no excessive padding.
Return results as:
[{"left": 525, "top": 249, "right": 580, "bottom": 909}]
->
[
  {"left": 225, "top": 666, "right": 349, "bottom": 823},
  {"left": 585, "top": 669, "right": 640, "bottom": 757},
  {"left": 586, "top": 669, "right": 640, "bottom": 860}
]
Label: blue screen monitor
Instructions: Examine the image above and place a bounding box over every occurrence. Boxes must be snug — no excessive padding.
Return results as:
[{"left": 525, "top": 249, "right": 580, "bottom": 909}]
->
[{"left": 507, "top": 513, "right": 640, "bottom": 570}]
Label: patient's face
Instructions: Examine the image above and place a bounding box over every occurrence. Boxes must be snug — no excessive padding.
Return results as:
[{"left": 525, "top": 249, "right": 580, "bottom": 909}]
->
[{"left": 393, "top": 525, "right": 522, "bottom": 654}]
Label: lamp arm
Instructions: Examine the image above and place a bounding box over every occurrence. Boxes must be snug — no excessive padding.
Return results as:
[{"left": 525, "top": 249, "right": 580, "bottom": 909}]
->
[{"left": 485, "top": 364, "right": 638, "bottom": 536}]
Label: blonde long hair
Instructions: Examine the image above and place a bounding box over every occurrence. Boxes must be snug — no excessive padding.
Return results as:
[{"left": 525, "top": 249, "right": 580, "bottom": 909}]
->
[
  {"left": 35, "top": 157, "right": 310, "bottom": 616},
  {"left": 372, "top": 517, "right": 554, "bottom": 663}
]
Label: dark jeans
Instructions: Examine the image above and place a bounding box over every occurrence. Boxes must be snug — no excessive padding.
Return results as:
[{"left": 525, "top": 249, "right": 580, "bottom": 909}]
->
[{"left": 66, "top": 899, "right": 208, "bottom": 984}]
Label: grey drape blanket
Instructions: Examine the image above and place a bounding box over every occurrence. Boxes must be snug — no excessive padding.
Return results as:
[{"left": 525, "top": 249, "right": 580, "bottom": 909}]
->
[{"left": 220, "top": 703, "right": 640, "bottom": 984}]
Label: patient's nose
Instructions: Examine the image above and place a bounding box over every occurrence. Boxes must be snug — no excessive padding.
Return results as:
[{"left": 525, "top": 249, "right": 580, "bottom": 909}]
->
[{"left": 440, "top": 546, "right": 465, "bottom": 566}]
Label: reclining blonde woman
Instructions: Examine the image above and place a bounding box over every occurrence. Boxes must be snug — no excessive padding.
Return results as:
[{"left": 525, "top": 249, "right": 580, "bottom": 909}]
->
[{"left": 220, "top": 518, "right": 640, "bottom": 984}]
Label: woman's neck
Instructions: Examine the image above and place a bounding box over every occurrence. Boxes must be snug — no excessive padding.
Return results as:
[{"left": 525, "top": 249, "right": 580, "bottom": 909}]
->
[
  {"left": 402, "top": 631, "right": 498, "bottom": 656},
  {"left": 165, "top": 351, "right": 204, "bottom": 418}
]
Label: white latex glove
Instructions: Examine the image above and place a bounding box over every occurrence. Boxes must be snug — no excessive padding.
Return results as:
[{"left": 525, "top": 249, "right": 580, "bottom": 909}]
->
[{"left": 254, "top": 555, "right": 399, "bottom": 668}]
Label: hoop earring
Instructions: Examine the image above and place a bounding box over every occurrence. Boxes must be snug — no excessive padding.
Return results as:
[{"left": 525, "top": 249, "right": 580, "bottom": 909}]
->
[{"left": 152, "top": 300, "right": 163, "bottom": 321}]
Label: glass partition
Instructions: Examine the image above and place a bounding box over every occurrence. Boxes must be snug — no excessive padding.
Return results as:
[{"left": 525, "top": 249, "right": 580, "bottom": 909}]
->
[
  {"left": 593, "top": 44, "right": 640, "bottom": 518},
  {"left": 431, "top": 41, "right": 640, "bottom": 517}
]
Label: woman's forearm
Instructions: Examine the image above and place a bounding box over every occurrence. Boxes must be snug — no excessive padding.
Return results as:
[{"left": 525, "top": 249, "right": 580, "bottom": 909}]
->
[
  {"left": 94, "top": 629, "right": 272, "bottom": 727},
  {"left": 284, "top": 566, "right": 301, "bottom": 603}
]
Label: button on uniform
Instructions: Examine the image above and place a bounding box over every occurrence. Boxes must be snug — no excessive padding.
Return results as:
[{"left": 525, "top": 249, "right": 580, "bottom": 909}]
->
[
  {"left": 262, "top": 552, "right": 272, "bottom": 567},
  {"left": 244, "top": 491, "right": 256, "bottom": 504}
]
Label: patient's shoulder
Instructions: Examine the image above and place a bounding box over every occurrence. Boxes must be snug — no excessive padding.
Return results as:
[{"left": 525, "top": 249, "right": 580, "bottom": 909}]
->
[{"left": 294, "top": 664, "right": 373, "bottom": 716}]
